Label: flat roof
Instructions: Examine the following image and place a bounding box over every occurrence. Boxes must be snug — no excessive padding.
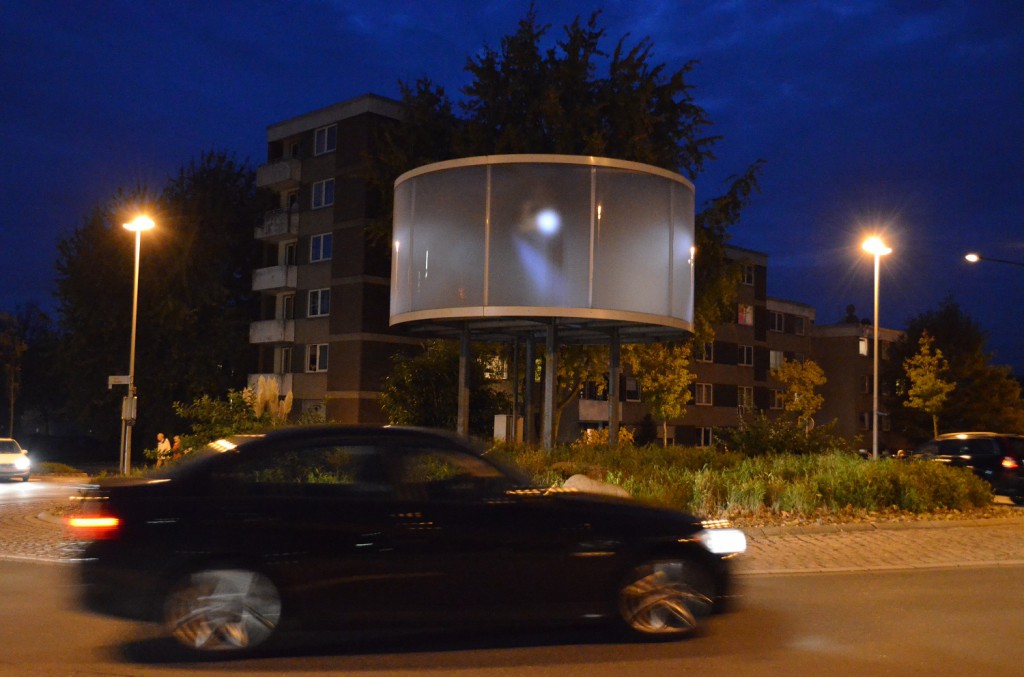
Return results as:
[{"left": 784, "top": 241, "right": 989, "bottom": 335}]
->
[{"left": 266, "top": 93, "right": 403, "bottom": 142}]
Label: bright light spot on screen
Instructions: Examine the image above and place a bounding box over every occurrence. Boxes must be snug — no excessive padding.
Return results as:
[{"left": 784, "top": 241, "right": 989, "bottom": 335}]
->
[{"left": 535, "top": 209, "right": 560, "bottom": 236}]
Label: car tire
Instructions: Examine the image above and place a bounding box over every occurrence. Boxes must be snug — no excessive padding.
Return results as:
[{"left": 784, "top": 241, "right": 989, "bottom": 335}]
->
[
  {"left": 164, "top": 568, "right": 282, "bottom": 654},
  {"left": 21, "top": 475, "right": 29, "bottom": 482},
  {"left": 1012, "top": 495, "right": 1024, "bottom": 506},
  {"left": 617, "top": 558, "right": 714, "bottom": 639}
]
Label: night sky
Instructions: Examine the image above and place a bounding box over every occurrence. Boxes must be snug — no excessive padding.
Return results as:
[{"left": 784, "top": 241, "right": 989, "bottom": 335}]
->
[{"left": 3, "top": 1, "right": 1022, "bottom": 372}]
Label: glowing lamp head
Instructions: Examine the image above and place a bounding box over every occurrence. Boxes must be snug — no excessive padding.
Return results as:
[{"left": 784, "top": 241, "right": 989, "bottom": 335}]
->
[
  {"left": 965, "top": 253, "right": 980, "bottom": 263},
  {"left": 862, "top": 236, "right": 891, "bottom": 257},
  {"left": 123, "top": 215, "right": 155, "bottom": 232}
]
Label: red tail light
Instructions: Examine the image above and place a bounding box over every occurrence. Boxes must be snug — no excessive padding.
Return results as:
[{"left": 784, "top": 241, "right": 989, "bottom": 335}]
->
[
  {"left": 1002, "top": 456, "right": 1020, "bottom": 470},
  {"left": 68, "top": 516, "right": 121, "bottom": 540}
]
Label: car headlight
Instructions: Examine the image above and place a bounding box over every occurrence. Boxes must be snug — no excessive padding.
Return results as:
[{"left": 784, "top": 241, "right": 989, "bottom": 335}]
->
[
  {"left": 14, "top": 456, "right": 30, "bottom": 471},
  {"left": 697, "top": 527, "right": 747, "bottom": 555}
]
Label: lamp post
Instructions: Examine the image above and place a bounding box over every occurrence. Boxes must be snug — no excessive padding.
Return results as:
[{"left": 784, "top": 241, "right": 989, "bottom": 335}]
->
[
  {"left": 120, "top": 215, "right": 154, "bottom": 474},
  {"left": 862, "top": 236, "right": 891, "bottom": 461},
  {"left": 965, "top": 252, "right": 1024, "bottom": 268}
]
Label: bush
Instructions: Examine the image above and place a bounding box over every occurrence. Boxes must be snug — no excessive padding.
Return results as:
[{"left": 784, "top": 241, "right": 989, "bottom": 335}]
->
[
  {"left": 725, "top": 411, "right": 852, "bottom": 457},
  {"left": 487, "top": 442, "right": 993, "bottom": 518}
]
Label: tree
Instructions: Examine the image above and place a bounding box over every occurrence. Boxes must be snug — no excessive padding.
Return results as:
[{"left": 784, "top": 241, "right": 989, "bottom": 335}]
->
[
  {"left": 902, "top": 332, "right": 955, "bottom": 438},
  {"left": 772, "top": 358, "right": 826, "bottom": 435},
  {"left": 380, "top": 341, "right": 509, "bottom": 437},
  {"left": 53, "top": 151, "right": 273, "bottom": 448},
  {"left": 887, "top": 297, "right": 1024, "bottom": 438},
  {"left": 0, "top": 313, "right": 27, "bottom": 436},
  {"left": 550, "top": 345, "right": 607, "bottom": 440},
  {"left": 623, "top": 342, "right": 695, "bottom": 445}
]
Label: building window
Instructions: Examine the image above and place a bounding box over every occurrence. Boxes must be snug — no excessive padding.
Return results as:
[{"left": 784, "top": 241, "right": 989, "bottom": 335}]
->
[
  {"left": 695, "top": 383, "right": 713, "bottom": 406},
  {"left": 310, "top": 233, "right": 333, "bottom": 262},
  {"left": 278, "top": 347, "right": 292, "bottom": 374},
  {"left": 698, "top": 427, "right": 714, "bottom": 447},
  {"left": 281, "top": 293, "right": 295, "bottom": 320},
  {"left": 860, "top": 412, "right": 871, "bottom": 430},
  {"left": 770, "top": 389, "right": 784, "bottom": 410},
  {"left": 859, "top": 337, "right": 869, "bottom": 356},
  {"left": 770, "top": 350, "right": 784, "bottom": 371},
  {"left": 312, "top": 178, "right": 335, "bottom": 209},
  {"left": 770, "top": 311, "right": 784, "bottom": 332},
  {"left": 738, "top": 385, "right": 754, "bottom": 410},
  {"left": 283, "top": 241, "right": 297, "bottom": 265},
  {"left": 738, "top": 304, "right": 754, "bottom": 326},
  {"left": 307, "top": 343, "right": 329, "bottom": 372},
  {"left": 794, "top": 316, "right": 806, "bottom": 335},
  {"left": 696, "top": 341, "right": 714, "bottom": 363},
  {"left": 739, "top": 344, "right": 754, "bottom": 367},
  {"left": 308, "top": 288, "right": 330, "bottom": 317},
  {"left": 314, "top": 124, "right": 337, "bottom": 155},
  {"left": 625, "top": 377, "right": 641, "bottom": 402},
  {"left": 742, "top": 264, "right": 755, "bottom": 285},
  {"left": 862, "top": 375, "right": 871, "bottom": 394}
]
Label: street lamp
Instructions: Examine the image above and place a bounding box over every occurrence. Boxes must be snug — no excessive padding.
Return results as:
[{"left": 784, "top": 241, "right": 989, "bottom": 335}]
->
[
  {"left": 965, "top": 252, "right": 1024, "bottom": 268},
  {"left": 862, "top": 236, "right": 891, "bottom": 462},
  {"left": 120, "top": 215, "right": 154, "bottom": 474}
]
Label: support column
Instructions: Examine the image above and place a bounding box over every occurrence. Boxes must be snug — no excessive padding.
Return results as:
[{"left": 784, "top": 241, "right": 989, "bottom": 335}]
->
[
  {"left": 510, "top": 337, "right": 520, "bottom": 443},
  {"left": 457, "top": 326, "right": 470, "bottom": 437},
  {"left": 524, "top": 338, "right": 535, "bottom": 444},
  {"left": 608, "top": 327, "right": 620, "bottom": 448},
  {"left": 542, "top": 321, "right": 557, "bottom": 450}
]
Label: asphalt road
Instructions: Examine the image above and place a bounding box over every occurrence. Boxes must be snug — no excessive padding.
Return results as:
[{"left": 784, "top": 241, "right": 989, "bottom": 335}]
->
[{"left": 2, "top": 559, "right": 1022, "bottom": 676}]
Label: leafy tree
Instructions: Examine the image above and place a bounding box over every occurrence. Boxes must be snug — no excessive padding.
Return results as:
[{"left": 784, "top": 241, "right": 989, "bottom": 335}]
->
[
  {"left": 53, "top": 151, "right": 273, "bottom": 449},
  {"left": 549, "top": 344, "right": 607, "bottom": 442},
  {"left": 887, "top": 297, "right": 1024, "bottom": 438},
  {"left": 380, "top": 340, "right": 509, "bottom": 437},
  {"left": 772, "top": 358, "right": 826, "bottom": 435},
  {"left": 902, "top": 332, "right": 955, "bottom": 438},
  {"left": 622, "top": 342, "right": 695, "bottom": 445}
]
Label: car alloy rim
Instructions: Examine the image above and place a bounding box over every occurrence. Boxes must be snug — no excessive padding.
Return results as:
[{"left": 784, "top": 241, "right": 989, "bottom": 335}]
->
[
  {"left": 165, "top": 569, "right": 281, "bottom": 651},
  {"left": 619, "top": 561, "right": 711, "bottom": 635}
]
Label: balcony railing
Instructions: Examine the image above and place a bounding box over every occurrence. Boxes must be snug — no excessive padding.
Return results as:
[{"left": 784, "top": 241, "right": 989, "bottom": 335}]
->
[
  {"left": 249, "top": 319, "right": 295, "bottom": 344},
  {"left": 256, "top": 158, "right": 301, "bottom": 188},
  {"left": 252, "top": 265, "right": 297, "bottom": 292},
  {"left": 255, "top": 208, "right": 299, "bottom": 240}
]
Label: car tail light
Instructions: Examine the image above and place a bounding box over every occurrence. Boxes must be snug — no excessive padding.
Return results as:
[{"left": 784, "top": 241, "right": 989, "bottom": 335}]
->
[
  {"left": 67, "top": 515, "right": 121, "bottom": 540},
  {"left": 1002, "top": 456, "right": 1020, "bottom": 470}
]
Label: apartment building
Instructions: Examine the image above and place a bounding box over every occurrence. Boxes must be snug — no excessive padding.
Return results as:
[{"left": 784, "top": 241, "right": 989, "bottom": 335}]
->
[
  {"left": 571, "top": 246, "right": 900, "bottom": 448},
  {"left": 250, "top": 94, "right": 415, "bottom": 423}
]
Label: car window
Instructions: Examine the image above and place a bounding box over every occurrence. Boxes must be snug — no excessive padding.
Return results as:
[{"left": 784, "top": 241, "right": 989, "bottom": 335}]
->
[
  {"left": 215, "top": 445, "right": 390, "bottom": 494},
  {"left": 394, "top": 447, "right": 511, "bottom": 499},
  {"left": 0, "top": 440, "right": 22, "bottom": 453},
  {"left": 937, "top": 439, "right": 998, "bottom": 456}
]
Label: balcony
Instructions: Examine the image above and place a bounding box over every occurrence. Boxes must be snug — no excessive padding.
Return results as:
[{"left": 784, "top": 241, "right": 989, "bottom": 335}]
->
[
  {"left": 256, "top": 158, "right": 301, "bottom": 189},
  {"left": 252, "top": 265, "right": 297, "bottom": 292},
  {"left": 249, "top": 319, "right": 295, "bottom": 344},
  {"left": 255, "top": 208, "right": 299, "bottom": 241},
  {"left": 247, "top": 372, "right": 293, "bottom": 395}
]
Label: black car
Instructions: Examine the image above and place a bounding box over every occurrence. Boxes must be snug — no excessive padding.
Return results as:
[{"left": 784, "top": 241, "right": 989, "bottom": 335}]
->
[
  {"left": 72, "top": 426, "right": 745, "bottom": 655},
  {"left": 913, "top": 432, "right": 1024, "bottom": 504}
]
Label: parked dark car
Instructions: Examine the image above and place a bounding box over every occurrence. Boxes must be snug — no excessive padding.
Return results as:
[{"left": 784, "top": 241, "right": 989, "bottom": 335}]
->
[
  {"left": 72, "top": 426, "right": 745, "bottom": 655},
  {"left": 912, "top": 432, "right": 1024, "bottom": 504}
]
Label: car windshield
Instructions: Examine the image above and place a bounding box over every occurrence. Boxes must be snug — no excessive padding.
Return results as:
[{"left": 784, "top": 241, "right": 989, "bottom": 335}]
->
[{"left": 0, "top": 440, "right": 22, "bottom": 453}]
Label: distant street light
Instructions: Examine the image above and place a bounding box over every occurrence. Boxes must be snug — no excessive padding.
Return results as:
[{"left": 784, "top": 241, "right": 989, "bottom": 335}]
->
[
  {"left": 120, "top": 215, "right": 155, "bottom": 474},
  {"left": 964, "top": 252, "right": 1024, "bottom": 268},
  {"left": 862, "top": 236, "right": 891, "bottom": 462}
]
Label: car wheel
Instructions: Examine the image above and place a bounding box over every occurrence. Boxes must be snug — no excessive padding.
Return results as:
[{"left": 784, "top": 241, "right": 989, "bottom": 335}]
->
[
  {"left": 164, "top": 568, "right": 281, "bottom": 654},
  {"left": 1012, "top": 495, "right": 1024, "bottom": 506},
  {"left": 617, "top": 559, "right": 713, "bottom": 638},
  {"left": 21, "top": 475, "right": 29, "bottom": 482}
]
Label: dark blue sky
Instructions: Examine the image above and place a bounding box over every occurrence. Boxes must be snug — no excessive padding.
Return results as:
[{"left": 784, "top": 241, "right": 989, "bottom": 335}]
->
[{"left": 3, "top": 1, "right": 1022, "bottom": 372}]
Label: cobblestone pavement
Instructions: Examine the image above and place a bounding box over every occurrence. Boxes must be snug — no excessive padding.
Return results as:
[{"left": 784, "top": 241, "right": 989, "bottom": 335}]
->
[{"left": 3, "top": 494, "right": 1023, "bottom": 574}]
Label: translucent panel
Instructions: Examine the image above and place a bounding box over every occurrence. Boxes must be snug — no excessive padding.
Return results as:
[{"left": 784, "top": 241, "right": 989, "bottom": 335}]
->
[
  {"left": 488, "top": 164, "right": 592, "bottom": 308},
  {"left": 592, "top": 169, "right": 672, "bottom": 316},
  {"left": 405, "top": 167, "right": 487, "bottom": 311},
  {"left": 670, "top": 181, "right": 696, "bottom": 322}
]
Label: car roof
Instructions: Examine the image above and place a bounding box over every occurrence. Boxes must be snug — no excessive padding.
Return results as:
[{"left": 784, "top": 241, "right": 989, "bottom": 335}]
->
[{"left": 233, "top": 425, "right": 482, "bottom": 453}]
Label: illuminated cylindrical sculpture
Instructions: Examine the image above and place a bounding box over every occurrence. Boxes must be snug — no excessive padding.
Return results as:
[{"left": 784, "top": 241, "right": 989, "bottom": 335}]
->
[{"left": 391, "top": 155, "right": 695, "bottom": 336}]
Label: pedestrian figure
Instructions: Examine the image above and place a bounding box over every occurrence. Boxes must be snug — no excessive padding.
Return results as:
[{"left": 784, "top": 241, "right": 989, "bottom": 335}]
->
[{"left": 156, "top": 433, "right": 171, "bottom": 466}]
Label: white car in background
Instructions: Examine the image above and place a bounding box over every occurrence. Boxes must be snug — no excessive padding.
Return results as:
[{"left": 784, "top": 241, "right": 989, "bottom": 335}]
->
[{"left": 0, "top": 438, "right": 31, "bottom": 482}]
